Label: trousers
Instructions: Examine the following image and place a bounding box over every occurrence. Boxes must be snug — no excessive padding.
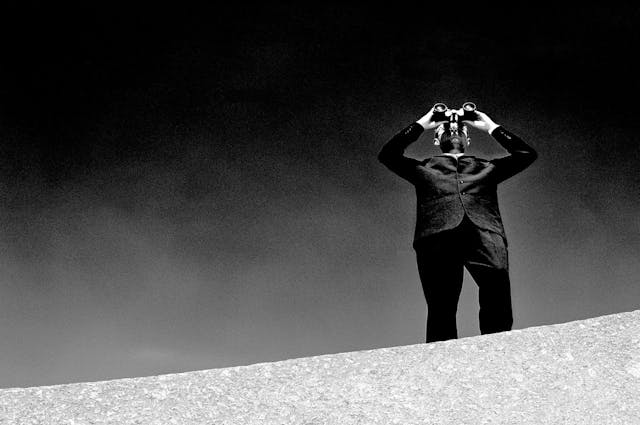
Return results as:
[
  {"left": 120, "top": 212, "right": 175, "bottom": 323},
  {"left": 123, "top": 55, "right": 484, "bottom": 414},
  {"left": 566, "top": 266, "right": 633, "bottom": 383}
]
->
[{"left": 414, "top": 215, "right": 513, "bottom": 343}]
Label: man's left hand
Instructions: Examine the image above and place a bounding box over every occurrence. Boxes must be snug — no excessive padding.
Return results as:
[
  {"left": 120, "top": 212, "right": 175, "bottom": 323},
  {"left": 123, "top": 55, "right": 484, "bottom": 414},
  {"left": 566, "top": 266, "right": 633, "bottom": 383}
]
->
[{"left": 463, "top": 110, "right": 499, "bottom": 134}]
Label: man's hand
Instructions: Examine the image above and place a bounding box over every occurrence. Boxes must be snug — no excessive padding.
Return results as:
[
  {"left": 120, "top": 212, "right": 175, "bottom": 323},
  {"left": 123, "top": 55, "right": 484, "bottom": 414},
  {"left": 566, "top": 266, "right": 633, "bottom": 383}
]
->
[
  {"left": 416, "top": 106, "right": 448, "bottom": 130},
  {"left": 462, "top": 110, "right": 499, "bottom": 134}
]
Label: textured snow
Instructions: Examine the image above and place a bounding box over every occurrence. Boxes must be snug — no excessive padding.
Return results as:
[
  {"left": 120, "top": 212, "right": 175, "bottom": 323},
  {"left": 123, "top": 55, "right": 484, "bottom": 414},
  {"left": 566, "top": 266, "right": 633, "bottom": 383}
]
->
[{"left": 1, "top": 310, "right": 640, "bottom": 424}]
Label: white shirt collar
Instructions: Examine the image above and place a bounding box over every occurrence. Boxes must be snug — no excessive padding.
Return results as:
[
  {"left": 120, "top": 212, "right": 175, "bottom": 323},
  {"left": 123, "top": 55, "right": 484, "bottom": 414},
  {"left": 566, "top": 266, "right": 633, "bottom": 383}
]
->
[{"left": 441, "top": 152, "right": 465, "bottom": 159}]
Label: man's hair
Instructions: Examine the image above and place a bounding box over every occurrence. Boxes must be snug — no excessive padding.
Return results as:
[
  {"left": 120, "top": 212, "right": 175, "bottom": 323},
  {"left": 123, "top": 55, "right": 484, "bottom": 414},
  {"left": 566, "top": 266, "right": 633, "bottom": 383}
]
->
[{"left": 434, "top": 122, "right": 469, "bottom": 140}]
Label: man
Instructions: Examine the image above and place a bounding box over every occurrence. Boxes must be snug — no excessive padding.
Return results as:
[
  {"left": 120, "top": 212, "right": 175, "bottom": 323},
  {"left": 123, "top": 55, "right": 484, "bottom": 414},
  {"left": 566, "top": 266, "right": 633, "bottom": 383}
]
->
[{"left": 378, "top": 104, "right": 537, "bottom": 343}]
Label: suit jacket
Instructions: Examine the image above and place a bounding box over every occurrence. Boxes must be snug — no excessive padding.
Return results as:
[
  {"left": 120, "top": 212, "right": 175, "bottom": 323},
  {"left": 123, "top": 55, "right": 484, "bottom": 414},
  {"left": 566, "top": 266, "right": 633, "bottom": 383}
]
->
[{"left": 378, "top": 123, "right": 537, "bottom": 249}]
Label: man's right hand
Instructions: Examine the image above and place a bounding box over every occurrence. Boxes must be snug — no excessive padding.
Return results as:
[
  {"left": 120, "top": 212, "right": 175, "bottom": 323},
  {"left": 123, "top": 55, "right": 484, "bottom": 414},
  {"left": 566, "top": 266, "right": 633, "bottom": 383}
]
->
[{"left": 416, "top": 106, "right": 448, "bottom": 130}]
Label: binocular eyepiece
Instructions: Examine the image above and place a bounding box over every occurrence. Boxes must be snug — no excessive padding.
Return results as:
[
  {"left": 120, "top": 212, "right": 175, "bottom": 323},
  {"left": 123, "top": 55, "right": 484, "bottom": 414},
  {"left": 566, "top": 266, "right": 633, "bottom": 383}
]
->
[{"left": 432, "top": 102, "right": 477, "bottom": 122}]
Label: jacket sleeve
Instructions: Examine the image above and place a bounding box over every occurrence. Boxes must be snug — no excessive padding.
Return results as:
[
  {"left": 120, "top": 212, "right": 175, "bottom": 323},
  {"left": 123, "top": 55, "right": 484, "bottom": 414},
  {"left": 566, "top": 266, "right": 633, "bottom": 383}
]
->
[
  {"left": 488, "top": 126, "right": 538, "bottom": 184},
  {"left": 377, "top": 122, "right": 425, "bottom": 183}
]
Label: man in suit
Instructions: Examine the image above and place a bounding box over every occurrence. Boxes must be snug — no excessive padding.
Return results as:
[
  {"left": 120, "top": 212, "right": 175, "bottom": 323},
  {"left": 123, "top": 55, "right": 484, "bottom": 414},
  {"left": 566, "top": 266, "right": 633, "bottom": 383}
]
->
[{"left": 378, "top": 104, "right": 537, "bottom": 343}]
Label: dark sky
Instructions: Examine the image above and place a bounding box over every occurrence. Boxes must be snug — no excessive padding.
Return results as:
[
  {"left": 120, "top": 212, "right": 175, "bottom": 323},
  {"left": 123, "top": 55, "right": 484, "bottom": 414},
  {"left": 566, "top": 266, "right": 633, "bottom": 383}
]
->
[{"left": 1, "top": 3, "right": 639, "bottom": 388}]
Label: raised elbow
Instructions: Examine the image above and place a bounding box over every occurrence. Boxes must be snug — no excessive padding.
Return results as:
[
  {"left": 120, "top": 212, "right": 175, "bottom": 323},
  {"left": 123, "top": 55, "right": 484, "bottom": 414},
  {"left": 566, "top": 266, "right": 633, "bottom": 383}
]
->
[{"left": 377, "top": 147, "right": 390, "bottom": 163}]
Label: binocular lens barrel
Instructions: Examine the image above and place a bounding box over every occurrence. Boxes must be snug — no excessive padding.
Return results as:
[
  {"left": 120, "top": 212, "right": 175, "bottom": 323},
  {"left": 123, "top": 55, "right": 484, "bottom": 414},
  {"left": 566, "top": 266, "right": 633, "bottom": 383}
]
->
[
  {"left": 462, "top": 102, "right": 476, "bottom": 112},
  {"left": 433, "top": 103, "right": 448, "bottom": 112},
  {"left": 433, "top": 102, "right": 477, "bottom": 123},
  {"left": 434, "top": 102, "right": 476, "bottom": 112}
]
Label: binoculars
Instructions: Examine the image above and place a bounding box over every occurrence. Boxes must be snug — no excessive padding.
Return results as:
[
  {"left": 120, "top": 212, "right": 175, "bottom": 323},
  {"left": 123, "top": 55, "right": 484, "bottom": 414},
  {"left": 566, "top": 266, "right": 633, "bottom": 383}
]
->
[{"left": 432, "top": 102, "right": 478, "bottom": 123}]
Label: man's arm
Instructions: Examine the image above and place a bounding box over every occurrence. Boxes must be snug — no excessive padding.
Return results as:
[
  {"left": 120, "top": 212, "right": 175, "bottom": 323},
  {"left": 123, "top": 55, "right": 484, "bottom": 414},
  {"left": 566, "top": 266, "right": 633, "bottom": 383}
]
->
[
  {"left": 463, "top": 110, "right": 538, "bottom": 183},
  {"left": 378, "top": 106, "right": 445, "bottom": 183},
  {"left": 377, "top": 123, "right": 424, "bottom": 183},
  {"left": 488, "top": 126, "right": 538, "bottom": 183}
]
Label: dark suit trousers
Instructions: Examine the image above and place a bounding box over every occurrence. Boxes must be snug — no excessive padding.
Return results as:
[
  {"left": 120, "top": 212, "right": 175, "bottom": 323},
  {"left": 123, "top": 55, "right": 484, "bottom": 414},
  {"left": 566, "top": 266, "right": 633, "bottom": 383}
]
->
[{"left": 414, "top": 215, "right": 513, "bottom": 343}]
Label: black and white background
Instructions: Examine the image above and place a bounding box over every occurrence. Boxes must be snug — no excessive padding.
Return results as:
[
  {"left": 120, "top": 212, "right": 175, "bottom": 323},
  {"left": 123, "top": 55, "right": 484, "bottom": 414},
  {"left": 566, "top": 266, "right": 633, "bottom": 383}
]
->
[{"left": 1, "top": 3, "right": 639, "bottom": 387}]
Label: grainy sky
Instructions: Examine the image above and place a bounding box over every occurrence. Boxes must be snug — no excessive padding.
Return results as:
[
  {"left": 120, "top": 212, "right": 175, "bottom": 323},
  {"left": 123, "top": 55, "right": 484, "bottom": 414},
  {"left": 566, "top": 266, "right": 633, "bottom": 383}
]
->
[{"left": 1, "top": 3, "right": 639, "bottom": 388}]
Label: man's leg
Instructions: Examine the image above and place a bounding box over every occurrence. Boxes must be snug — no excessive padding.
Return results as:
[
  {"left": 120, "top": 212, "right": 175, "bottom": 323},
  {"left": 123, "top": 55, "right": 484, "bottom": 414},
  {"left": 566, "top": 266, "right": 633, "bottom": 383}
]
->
[
  {"left": 462, "top": 222, "right": 513, "bottom": 335},
  {"left": 415, "top": 229, "right": 464, "bottom": 343}
]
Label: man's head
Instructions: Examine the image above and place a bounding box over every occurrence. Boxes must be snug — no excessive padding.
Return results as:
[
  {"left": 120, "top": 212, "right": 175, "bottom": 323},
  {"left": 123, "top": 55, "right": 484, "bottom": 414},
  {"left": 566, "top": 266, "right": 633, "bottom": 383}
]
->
[{"left": 434, "top": 122, "right": 470, "bottom": 153}]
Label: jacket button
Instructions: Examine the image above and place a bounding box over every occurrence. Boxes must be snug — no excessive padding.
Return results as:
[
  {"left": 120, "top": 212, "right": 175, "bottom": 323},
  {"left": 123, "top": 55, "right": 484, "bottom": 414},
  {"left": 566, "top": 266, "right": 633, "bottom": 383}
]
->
[{"left": 459, "top": 180, "right": 464, "bottom": 183}]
